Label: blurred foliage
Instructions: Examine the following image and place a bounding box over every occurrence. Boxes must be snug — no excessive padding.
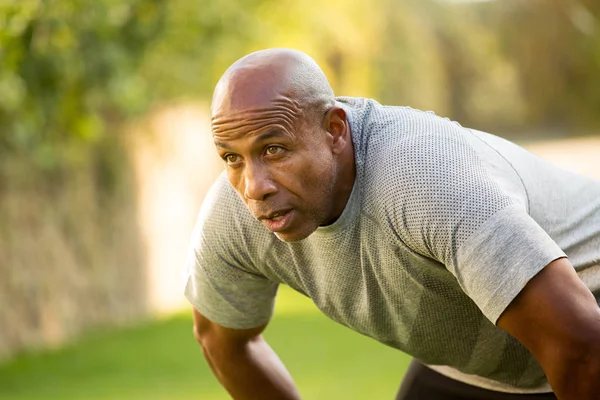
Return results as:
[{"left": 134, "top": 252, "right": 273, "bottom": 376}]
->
[
  {"left": 1, "top": 0, "right": 599, "bottom": 169},
  {"left": 1, "top": 0, "right": 599, "bottom": 372},
  {"left": 0, "top": 0, "right": 164, "bottom": 169},
  {"left": 374, "top": 0, "right": 600, "bottom": 131},
  {"left": 140, "top": 0, "right": 600, "bottom": 134}
]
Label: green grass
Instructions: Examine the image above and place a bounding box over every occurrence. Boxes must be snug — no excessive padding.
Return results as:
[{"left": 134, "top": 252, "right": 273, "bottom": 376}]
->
[{"left": 0, "top": 287, "right": 411, "bottom": 399}]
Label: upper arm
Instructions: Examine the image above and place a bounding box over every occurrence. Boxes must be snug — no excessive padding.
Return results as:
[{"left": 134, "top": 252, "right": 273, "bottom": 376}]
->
[
  {"left": 497, "top": 257, "right": 600, "bottom": 373},
  {"left": 184, "top": 175, "right": 278, "bottom": 330},
  {"left": 192, "top": 306, "right": 267, "bottom": 346},
  {"left": 387, "top": 129, "right": 565, "bottom": 323}
]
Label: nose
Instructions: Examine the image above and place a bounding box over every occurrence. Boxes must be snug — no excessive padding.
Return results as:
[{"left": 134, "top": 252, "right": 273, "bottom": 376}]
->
[{"left": 243, "top": 162, "right": 277, "bottom": 201}]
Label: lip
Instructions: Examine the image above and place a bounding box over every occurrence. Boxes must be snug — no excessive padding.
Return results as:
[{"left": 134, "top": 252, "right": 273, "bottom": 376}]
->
[{"left": 260, "top": 209, "right": 294, "bottom": 233}]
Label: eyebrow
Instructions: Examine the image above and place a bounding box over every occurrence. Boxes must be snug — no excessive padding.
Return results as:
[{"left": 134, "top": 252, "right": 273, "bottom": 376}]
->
[
  {"left": 214, "top": 130, "right": 289, "bottom": 149},
  {"left": 214, "top": 141, "right": 231, "bottom": 149}
]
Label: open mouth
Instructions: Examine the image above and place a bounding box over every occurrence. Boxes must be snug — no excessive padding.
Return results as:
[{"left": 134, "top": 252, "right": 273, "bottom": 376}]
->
[
  {"left": 271, "top": 212, "right": 284, "bottom": 221},
  {"left": 261, "top": 209, "right": 293, "bottom": 232}
]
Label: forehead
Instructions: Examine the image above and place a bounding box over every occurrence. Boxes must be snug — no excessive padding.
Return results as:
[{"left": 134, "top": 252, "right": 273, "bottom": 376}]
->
[{"left": 212, "top": 96, "right": 304, "bottom": 145}]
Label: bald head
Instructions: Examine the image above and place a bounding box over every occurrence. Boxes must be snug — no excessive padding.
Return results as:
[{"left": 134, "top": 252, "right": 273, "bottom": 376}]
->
[
  {"left": 210, "top": 49, "right": 355, "bottom": 242},
  {"left": 211, "top": 49, "right": 335, "bottom": 126}
]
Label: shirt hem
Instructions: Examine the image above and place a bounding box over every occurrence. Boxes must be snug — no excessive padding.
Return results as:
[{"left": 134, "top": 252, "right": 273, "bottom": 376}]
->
[{"left": 425, "top": 365, "right": 553, "bottom": 394}]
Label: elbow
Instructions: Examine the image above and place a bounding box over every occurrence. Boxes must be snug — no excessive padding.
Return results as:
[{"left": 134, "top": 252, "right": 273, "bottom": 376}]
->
[
  {"left": 542, "top": 340, "right": 600, "bottom": 398},
  {"left": 563, "top": 342, "right": 600, "bottom": 374},
  {"left": 577, "top": 340, "right": 600, "bottom": 373},
  {"left": 545, "top": 338, "right": 600, "bottom": 371}
]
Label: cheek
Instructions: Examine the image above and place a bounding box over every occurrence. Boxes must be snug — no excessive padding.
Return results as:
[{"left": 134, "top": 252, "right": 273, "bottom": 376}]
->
[
  {"left": 226, "top": 170, "right": 246, "bottom": 199},
  {"left": 298, "top": 157, "right": 336, "bottom": 197},
  {"left": 272, "top": 151, "right": 335, "bottom": 199}
]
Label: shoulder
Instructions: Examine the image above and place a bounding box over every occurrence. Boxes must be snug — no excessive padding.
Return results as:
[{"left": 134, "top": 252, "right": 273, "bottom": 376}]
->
[
  {"left": 194, "top": 172, "right": 245, "bottom": 236},
  {"left": 360, "top": 109, "right": 516, "bottom": 248},
  {"left": 190, "top": 172, "right": 273, "bottom": 267},
  {"left": 358, "top": 103, "right": 474, "bottom": 184},
  {"left": 362, "top": 108, "right": 479, "bottom": 204}
]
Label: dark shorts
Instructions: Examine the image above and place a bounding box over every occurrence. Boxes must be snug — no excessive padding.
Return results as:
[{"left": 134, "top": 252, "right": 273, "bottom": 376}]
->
[{"left": 396, "top": 360, "right": 558, "bottom": 400}]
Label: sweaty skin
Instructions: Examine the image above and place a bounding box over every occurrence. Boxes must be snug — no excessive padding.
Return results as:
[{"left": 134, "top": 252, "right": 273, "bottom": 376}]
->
[{"left": 210, "top": 48, "right": 355, "bottom": 242}]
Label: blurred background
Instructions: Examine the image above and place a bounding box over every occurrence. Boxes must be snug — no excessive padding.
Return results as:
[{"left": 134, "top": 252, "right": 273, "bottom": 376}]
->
[{"left": 1, "top": 0, "right": 599, "bottom": 398}]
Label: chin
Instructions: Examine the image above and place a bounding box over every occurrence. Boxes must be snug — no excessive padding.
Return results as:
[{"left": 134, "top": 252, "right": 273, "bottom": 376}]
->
[{"left": 274, "top": 226, "right": 316, "bottom": 243}]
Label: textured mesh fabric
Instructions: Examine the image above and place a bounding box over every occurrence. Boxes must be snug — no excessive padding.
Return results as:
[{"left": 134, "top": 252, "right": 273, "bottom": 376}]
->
[{"left": 185, "top": 97, "right": 600, "bottom": 392}]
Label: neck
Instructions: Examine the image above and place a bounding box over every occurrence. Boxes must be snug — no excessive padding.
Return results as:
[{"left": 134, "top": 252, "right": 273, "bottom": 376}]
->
[{"left": 324, "top": 139, "right": 356, "bottom": 225}]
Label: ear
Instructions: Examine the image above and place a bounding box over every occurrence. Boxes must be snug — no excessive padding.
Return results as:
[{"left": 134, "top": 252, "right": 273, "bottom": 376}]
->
[{"left": 322, "top": 106, "right": 348, "bottom": 155}]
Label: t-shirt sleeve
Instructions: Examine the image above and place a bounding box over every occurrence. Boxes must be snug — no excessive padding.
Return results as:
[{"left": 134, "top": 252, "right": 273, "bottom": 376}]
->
[
  {"left": 388, "top": 129, "right": 566, "bottom": 324},
  {"left": 183, "top": 175, "right": 278, "bottom": 330},
  {"left": 453, "top": 205, "right": 565, "bottom": 324}
]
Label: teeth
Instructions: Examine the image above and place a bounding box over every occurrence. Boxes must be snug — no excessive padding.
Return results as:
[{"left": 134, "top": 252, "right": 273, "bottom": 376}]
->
[{"left": 272, "top": 214, "right": 282, "bottom": 221}]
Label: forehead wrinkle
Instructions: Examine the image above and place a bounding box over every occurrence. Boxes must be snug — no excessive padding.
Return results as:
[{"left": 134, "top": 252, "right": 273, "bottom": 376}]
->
[
  {"left": 212, "top": 115, "right": 300, "bottom": 148},
  {"left": 211, "top": 107, "right": 293, "bottom": 134},
  {"left": 211, "top": 96, "right": 303, "bottom": 135},
  {"left": 212, "top": 115, "right": 294, "bottom": 142}
]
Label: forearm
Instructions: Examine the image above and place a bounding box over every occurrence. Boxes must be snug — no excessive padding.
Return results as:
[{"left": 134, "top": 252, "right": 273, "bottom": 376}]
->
[
  {"left": 496, "top": 258, "right": 600, "bottom": 399},
  {"left": 201, "top": 335, "right": 301, "bottom": 400}
]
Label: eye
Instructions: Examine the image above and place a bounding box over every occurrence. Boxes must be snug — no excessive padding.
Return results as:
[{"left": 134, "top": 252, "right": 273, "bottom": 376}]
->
[
  {"left": 265, "top": 145, "right": 283, "bottom": 156},
  {"left": 223, "top": 154, "right": 240, "bottom": 165}
]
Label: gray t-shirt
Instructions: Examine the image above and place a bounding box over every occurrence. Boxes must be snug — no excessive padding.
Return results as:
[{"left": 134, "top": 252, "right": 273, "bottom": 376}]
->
[{"left": 185, "top": 97, "right": 600, "bottom": 392}]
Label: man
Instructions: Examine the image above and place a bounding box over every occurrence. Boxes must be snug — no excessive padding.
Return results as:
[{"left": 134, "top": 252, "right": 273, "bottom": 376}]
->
[{"left": 184, "top": 48, "right": 600, "bottom": 399}]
